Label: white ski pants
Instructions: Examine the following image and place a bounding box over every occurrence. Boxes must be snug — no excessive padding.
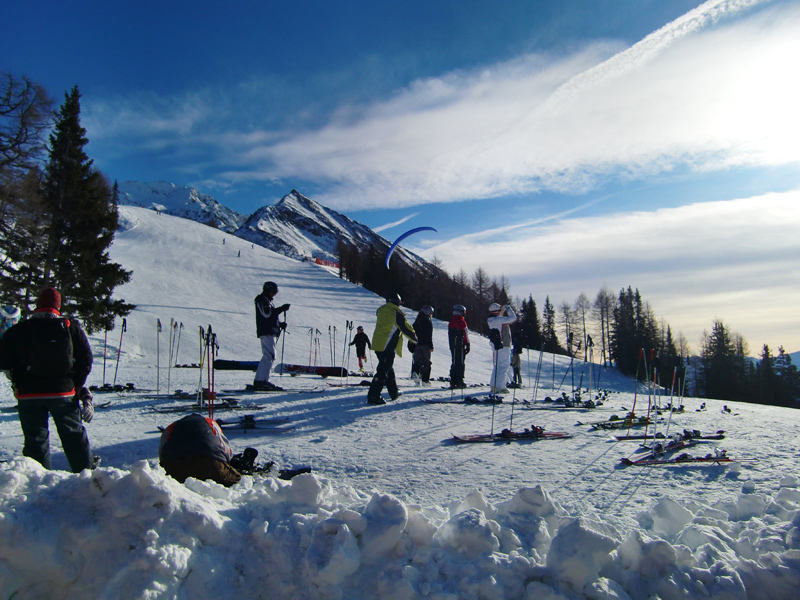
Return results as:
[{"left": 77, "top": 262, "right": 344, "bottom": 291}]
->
[
  {"left": 490, "top": 346, "right": 512, "bottom": 392},
  {"left": 255, "top": 335, "right": 277, "bottom": 382}
]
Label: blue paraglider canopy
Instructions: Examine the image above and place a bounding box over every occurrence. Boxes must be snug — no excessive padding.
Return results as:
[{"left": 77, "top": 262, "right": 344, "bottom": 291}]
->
[{"left": 385, "top": 226, "right": 437, "bottom": 269}]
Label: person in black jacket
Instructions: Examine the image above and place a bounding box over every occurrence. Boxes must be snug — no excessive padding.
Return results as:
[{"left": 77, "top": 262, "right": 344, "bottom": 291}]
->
[
  {"left": 254, "top": 281, "right": 290, "bottom": 391},
  {"left": 0, "top": 288, "right": 95, "bottom": 472},
  {"left": 411, "top": 305, "right": 434, "bottom": 385},
  {"left": 349, "top": 325, "right": 372, "bottom": 372}
]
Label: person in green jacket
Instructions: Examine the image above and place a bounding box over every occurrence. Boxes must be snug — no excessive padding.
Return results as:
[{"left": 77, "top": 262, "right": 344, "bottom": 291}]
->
[{"left": 367, "top": 293, "right": 417, "bottom": 405}]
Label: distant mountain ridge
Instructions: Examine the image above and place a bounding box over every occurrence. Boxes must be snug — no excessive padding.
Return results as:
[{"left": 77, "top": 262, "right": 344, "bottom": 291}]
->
[
  {"left": 117, "top": 181, "right": 428, "bottom": 271},
  {"left": 118, "top": 181, "right": 246, "bottom": 233}
]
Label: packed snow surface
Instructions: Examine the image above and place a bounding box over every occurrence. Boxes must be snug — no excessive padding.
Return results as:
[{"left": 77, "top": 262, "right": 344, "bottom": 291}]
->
[{"left": 1, "top": 207, "right": 798, "bottom": 599}]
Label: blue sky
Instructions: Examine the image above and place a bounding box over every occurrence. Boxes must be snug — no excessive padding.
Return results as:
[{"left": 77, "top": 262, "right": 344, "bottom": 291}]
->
[{"left": 3, "top": 0, "right": 800, "bottom": 354}]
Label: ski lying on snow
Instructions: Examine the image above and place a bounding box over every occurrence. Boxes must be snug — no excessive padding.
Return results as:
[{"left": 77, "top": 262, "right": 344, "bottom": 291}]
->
[
  {"left": 452, "top": 426, "right": 571, "bottom": 443},
  {"left": 621, "top": 450, "right": 742, "bottom": 466},
  {"left": 217, "top": 416, "right": 295, "bottom": 433},
  {"left": 149, "top": 401, "right": 266, "bottom": 413},
  {"left": 221, "top": 385, "right": 325, "bottom": 394},
  {"left": 422, "top": 395, "right": 503, "bottom": 405},
  {"left": 615, "top": 429, "right": 725, "bottom": 442}
]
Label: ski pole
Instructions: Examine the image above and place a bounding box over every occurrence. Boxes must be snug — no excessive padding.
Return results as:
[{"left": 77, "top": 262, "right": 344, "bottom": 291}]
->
[
  {"left": 167, "top": 319, "right": 176, "bottom": 395},
  {"left": 197, "top": 326, "right": 206, "bottom": 405},
  {"left": 175, "top": 322, "right": 184, "bottom": 365},
  {"left": 156, "top": 319, "right": 162, "bottom": 397},
  {"left": 626, "top": 348, "right": 645, "bottom": 436},
  {"left": 112, "top": 318, "right": 126, "bottom": 387},
  {"left": 663, "top": 366, "right": 678, "bottom": 439},
  {"left": 329, "top": 326, "right": 333, "bottom": 365},
  {"left": 103, "top": 327, "right": 108, "bottom": 385},
  {"left": 332, "top": 326, "right": 337, "bottom": 367},
  {"left": 280, "top": 312, "right": 287, "bottom": 377}
]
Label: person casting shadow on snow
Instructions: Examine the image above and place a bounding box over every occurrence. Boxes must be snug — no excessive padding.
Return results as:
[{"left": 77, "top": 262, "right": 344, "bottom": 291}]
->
[
  {"left": 0, "top": 288, "right": 96, "bottom": 472},
  {"left": 254, "top": 281, "right": 290, "bottom": 391},
  {"left": 411, "top": 305, "right": 434, "bottom": 386},
  {"left": 349, "top": 325, "right": 372, "bottom": 373},
  {"left": 487, "top": 303, "right": 516, "bottom": 395},
  {"left": 367, "top": 293, "right": 416, "bottom": 405},
  {"left": 448, "top": 305, "right": 470, "bottom": 389}
]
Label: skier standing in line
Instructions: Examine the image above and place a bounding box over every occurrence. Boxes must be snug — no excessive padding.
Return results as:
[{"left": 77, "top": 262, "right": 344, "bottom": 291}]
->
[
  {"left": 448, "top": 305, "right": 470, "bottom": 389},
  {"left": 410, "top": 305, "right": 434, "bottom": 385},
  {"left": 0, "top": 288, "right": 96, "bottom": 472},
  {"left": 349, "top": 325, "right": 372, "bottom": 372},
  {"left": 510, "top": 326, "right": 525, "bottom": 388},
  {"left": 367, "top": 293, "right": 416, "bottom": 405},
  {"left": 254, "top": 281, "right": 290, "bottom": 391},
  {"left": 487, "top": 303, "right": 517, "bottom": 395}
]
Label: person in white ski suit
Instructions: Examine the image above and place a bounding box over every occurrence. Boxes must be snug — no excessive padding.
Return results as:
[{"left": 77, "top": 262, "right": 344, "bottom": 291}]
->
[{"left": 487, "top": 303, "right": 516, "bottom": 395}]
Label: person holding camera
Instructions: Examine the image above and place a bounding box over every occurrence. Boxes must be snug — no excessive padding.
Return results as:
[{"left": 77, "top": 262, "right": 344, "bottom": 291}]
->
[
  {"left": 487, "top": 303, "right": 516, "bottom": 395},
  {"left": 254, "top": 281, "right": 290, "bottom": 391}
]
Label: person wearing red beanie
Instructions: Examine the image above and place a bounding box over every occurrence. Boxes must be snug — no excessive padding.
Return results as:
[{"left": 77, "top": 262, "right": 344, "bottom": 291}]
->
[{"left": 0, "top": 287, "right": 95, "bottom": 472}]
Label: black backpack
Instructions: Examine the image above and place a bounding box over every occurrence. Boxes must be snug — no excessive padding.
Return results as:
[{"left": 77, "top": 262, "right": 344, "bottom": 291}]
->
[
  {"left": 488, "top": 328, "right": 503, "bottom": 350},
  {"left": 26, "top": 318, "right": 74, "bottom": 378}
]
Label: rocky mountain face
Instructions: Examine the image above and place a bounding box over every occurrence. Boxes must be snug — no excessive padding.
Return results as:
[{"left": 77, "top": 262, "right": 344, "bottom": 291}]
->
[
  {"left": 117, "top": 181, "right": 245, "bottom": 232},
  {"left": 234, "top": 189, "right": 390, "bottom": 263}
]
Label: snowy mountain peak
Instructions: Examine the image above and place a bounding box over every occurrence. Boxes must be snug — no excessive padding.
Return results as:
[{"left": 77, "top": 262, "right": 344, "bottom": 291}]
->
[{"left": 118, "top": 181, "right": 246, "bottom": 233}]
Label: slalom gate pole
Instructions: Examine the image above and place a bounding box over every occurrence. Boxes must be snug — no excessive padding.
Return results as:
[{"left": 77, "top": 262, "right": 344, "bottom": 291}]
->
[
  {"left": 308, "top": 328, "right": 313, "bottom": 366},
  {"left": 625, "top": 348, "right": 645, "bottom": 436},
  {"left": 113, "top": 318, "right": 126, "bottom": 387},
  {"left": 103, "top": 327, "right": 108, "bottom": 385},
  {"left": 156, "top": 319, "right": 162, "bottom": 397},
  {"left": 328, "top": 326, "right": 333, "bottom": 365},
  {"left": 280, "top": 313, "right": 287, "bottom": 377},
  {"left": 333, "top": 326, "right": 337, "bottom": 367}
]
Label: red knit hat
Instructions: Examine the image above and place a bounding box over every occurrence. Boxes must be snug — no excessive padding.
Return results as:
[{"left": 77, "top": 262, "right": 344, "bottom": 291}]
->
[{"left": 37, "top": 287, "right": 61, "bottom": 310}]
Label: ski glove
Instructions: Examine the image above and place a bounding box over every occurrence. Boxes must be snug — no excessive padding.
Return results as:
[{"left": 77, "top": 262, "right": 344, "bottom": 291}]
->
[
  {"left": 279, "top": 322, "right": 287, "bottom": 331},
  {"left": 278, "top": 303, "right": 291, "bottom": 313},
  {"left": 78, "top": 387, "right": 94, "bottom": 423},
  {"left": 465, "top": 344, "right": 471, "bottom": 355}
]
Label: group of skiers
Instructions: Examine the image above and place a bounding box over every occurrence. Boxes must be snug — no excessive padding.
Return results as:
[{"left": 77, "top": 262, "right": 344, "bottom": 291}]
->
[{"left": 0, "top": 281, "right": 522, "bottom": 488}]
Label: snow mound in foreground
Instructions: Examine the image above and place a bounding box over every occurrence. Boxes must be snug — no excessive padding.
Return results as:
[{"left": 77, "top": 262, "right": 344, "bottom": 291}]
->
[{"left": 1, "top": 459, "right": 799, "bottom": 599}]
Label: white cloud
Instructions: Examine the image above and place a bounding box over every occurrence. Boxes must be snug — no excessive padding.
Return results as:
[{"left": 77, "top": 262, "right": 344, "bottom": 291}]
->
[
  {"left": 252, "top": 0, "right": 799, "bottom": 210},
  {"left": 423, "top": 189, "right": 800, "bottom": 353}
]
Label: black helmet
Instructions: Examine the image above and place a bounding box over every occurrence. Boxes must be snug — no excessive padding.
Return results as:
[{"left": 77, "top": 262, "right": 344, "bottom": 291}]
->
[
  {"left": 386, "top": 293, "right": 401, "bottom": 305},
  {"left": 263, "top": 281, "right": 278, "bottom": 294},
  {"left": 453, "top": 304, "right": 466, "bottom": 316}
]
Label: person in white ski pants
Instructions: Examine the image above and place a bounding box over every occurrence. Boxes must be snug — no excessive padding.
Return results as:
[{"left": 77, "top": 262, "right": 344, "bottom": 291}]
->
[{"left": 487, "top": 303, "right": 516, "bottom": 394}]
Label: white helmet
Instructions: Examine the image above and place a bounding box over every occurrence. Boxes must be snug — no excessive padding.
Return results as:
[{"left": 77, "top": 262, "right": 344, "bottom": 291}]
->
[
  {"left": 489, "top": 302, "right": 502, "bottom": 313},
  {"left": 0, "top": 305, "right": 21, "bottom": 333},
  {"left": 453, "top": 304, "right": 466, "bottom": 316}
]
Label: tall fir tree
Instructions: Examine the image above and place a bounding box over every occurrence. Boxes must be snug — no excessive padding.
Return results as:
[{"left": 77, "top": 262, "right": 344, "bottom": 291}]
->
[{"left": 41, "top": 87, "right": 133, "bottom": 332}]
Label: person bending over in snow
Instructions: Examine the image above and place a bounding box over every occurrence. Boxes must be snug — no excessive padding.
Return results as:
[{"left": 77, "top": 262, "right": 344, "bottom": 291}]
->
[
  {"left": 349, "top": 325, "right": 372, "bottom": 372},
  {"left": 448, "top": 305, "right": 470, "bottom": 389},
  {"left": 159, "top": 413, "right": 242, "bottom": 486},
  {"left": 367, "top": 293, "right": 416, "bottom": 405},
  {"left": 254, "top": 281, "right": 290, "bottom": 391},
  {"left": 0, "top": 288, "right": 96, "bottom": 472}
]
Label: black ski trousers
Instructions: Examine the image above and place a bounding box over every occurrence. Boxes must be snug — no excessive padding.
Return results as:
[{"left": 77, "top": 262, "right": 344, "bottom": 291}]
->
[
  {"left": 17, "top": 396, "right": 93, "bottom": 472},
  {"left": 368, "top": 349, "right": 400, "bottom": 401},
  {"left": 450, "top": 338, "right": 466, "bottom": 387}
]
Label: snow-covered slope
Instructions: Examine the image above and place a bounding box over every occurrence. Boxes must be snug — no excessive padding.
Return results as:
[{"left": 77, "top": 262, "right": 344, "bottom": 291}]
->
[
  {"left": 118, "top": 180, "right": 245, "bottom": 232},
  {"left": 1, "top": 207, "right": 798, "bottom": 600}
]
